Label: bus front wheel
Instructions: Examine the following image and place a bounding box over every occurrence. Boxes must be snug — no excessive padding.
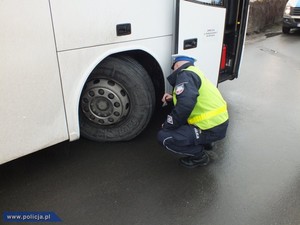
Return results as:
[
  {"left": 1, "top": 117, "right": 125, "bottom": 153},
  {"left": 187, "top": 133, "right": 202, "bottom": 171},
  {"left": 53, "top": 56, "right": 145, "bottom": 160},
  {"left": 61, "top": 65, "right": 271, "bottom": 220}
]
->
[{"left": 79, "top": 55, "right": 155, "bottom": 142}]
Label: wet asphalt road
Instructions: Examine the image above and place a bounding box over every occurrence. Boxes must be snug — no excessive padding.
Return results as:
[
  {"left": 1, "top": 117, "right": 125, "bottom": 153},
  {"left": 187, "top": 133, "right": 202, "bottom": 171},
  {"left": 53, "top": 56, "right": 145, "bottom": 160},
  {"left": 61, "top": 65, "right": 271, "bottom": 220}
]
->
[{"left": 1, "top": 31, "right": 300, "bottom": 225}]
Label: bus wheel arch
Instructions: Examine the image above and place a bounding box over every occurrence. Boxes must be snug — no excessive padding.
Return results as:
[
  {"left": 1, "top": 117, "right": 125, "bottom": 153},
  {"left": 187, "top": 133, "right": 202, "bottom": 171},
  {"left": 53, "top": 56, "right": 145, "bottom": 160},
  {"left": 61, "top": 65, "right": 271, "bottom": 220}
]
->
[{"left": 79, "top": 51, "right": 164, "bottom": 142}]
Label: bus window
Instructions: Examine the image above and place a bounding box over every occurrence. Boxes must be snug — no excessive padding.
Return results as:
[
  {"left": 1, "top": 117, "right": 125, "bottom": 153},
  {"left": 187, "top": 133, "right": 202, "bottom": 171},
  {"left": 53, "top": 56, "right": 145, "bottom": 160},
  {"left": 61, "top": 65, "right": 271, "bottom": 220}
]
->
[{"left": 193, "top": 0, "right": 224, "bottom": 6}]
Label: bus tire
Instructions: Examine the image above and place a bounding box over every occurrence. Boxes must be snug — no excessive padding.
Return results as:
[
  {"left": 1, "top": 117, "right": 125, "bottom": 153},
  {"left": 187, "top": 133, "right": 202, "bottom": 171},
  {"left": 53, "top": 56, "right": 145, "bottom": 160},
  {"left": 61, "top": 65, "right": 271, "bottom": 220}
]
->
[{"left": 79, "top": 55, "right": 155, "bottom": 142}]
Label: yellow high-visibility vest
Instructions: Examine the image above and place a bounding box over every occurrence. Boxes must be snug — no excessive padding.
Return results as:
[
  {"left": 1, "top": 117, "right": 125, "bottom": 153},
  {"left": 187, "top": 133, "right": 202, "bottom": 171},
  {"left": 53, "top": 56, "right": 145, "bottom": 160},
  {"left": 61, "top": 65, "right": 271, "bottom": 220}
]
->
[{"left": 173, "top": 66, "right": 229, "bottom": 130}]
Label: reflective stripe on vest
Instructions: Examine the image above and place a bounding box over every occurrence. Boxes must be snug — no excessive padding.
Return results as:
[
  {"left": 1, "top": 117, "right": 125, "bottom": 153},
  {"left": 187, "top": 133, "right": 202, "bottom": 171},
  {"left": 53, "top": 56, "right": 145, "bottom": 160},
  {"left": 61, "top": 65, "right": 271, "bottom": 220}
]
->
[{"left": 187, "top": 104, "right": 227, "bottom": 124}]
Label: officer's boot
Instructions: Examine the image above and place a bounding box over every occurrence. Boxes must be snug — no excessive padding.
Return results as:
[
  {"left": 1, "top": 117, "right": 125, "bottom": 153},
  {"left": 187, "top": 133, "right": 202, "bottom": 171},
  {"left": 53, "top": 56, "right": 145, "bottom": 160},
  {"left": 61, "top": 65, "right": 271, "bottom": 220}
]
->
[{"left": 179, "top": 151, "right": 210, "bottom": 168}]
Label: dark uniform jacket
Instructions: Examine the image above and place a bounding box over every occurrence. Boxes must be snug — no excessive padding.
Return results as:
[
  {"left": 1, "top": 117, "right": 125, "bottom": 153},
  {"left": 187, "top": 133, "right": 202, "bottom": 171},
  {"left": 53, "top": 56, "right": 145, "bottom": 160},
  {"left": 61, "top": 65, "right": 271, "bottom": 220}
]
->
[{"left": 163, "top": 62, "right": 201, "bottom": 130}]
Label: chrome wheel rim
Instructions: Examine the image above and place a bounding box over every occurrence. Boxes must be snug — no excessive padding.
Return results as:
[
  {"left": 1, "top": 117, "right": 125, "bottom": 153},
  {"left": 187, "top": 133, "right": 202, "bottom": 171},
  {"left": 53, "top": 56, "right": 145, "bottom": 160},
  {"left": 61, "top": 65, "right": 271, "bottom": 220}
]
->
[{"left": 81, "top": 78, "right": 130, "bottom": 125}]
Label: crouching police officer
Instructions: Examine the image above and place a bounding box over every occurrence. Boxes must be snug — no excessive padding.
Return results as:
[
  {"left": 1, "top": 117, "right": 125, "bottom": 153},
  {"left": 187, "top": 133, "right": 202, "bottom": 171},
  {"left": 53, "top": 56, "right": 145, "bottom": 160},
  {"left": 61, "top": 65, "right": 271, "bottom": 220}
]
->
[{"left": 157, "top": 55, "right": 229, "bottom": 168}]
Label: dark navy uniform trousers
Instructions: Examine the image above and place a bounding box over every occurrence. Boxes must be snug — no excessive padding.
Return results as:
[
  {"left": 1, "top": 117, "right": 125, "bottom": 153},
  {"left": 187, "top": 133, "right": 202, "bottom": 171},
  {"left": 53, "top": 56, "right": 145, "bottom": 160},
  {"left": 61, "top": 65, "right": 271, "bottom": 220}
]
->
[{"left": 157, "top": 120, "right": 229, "bottom": 157}]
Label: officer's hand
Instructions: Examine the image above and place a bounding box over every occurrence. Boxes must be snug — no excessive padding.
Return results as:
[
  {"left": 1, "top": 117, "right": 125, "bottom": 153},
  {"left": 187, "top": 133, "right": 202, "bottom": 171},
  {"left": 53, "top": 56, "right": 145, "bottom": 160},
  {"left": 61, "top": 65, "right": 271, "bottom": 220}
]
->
[{"left": 162, "top": 93, "right": 173, "bottom": 103}]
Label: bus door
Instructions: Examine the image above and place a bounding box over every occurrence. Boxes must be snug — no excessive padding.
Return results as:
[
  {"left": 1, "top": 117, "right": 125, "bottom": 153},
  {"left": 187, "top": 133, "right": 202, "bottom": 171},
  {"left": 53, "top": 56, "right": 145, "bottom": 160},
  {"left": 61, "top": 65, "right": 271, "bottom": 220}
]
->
[
  {"left": 176, "top": 0, "right": 226, "bottom": 85},
  {"left": 176, "top": 0, "right": 250, "bottom": 85}
]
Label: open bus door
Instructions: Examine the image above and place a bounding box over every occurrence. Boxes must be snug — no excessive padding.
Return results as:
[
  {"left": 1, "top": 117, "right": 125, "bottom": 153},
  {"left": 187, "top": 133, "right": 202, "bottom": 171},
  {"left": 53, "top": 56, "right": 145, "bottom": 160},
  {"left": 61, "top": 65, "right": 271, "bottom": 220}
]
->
[{"left": 176, "top": 0, "right": 250, "bottom": 85}]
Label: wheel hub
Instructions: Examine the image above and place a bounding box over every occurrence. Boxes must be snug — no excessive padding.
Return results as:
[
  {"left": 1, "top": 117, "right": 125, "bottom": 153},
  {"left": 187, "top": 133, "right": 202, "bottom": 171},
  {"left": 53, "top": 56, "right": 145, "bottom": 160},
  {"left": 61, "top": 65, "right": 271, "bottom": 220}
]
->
[
  {"left": 81, "top": 79, "right": 130, "bottom": 125},
  {"left": 90, "top": 96, "right": 112, "bottom": 116}
]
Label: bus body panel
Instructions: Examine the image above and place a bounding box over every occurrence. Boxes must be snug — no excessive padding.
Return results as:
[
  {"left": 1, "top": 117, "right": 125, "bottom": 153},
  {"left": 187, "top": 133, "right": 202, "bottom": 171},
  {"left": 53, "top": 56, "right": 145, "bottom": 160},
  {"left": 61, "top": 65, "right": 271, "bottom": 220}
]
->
[
  {"left": 49, "top": 0, "right": 174, "bottom": 51},
  {"left": 177, "top": 0, "right": 226, "bottom": 85},
  {"left": 0, "top": 0, "right": 69, "bottom": 164},
  {"left": 57, "top": 36, "right": 173, "bottom": 141}
]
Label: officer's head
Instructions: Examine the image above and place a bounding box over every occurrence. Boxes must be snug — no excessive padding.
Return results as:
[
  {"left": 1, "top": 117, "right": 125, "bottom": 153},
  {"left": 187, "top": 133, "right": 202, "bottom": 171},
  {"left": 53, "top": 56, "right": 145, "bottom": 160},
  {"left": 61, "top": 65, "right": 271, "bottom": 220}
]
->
[{"left": 171, "top": 55, "right": 196, "bottom": 70}]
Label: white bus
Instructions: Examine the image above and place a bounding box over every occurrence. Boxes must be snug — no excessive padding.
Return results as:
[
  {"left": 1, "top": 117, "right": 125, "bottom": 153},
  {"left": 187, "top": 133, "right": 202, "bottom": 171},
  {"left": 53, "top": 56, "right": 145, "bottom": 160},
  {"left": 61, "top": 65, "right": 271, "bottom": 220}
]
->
[{"left": 0, "top": 0, "right": 249, "bottom": 164}]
